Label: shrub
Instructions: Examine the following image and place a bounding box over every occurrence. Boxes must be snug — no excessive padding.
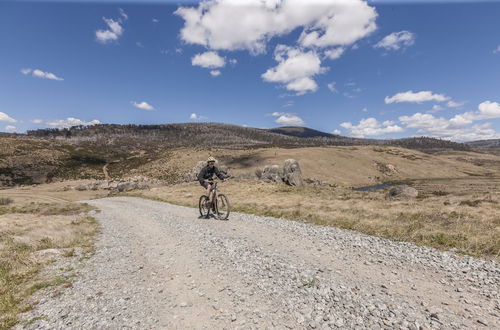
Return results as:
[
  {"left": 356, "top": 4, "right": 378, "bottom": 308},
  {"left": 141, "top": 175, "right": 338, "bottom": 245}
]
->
[{"left": 0, "top": 198, "right": 13, "bottom": 206}]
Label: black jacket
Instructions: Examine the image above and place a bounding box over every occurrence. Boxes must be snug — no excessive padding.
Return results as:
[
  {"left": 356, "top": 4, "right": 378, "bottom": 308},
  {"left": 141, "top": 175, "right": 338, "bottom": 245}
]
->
[{"left": 197, "top": 165, "right": 225, "bottom": 183}]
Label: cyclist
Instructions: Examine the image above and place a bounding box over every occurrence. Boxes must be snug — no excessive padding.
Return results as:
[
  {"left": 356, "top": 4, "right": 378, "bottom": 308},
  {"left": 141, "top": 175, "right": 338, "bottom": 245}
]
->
[{"left": 198, "top": 156, "right": 225, "bottom": 202}]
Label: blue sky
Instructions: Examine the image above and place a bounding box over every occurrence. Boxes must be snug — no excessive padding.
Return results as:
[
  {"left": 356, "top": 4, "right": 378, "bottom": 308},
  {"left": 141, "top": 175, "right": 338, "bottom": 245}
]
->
[{"left": 1, "top": 0, "right": 500, "bottom": 141}]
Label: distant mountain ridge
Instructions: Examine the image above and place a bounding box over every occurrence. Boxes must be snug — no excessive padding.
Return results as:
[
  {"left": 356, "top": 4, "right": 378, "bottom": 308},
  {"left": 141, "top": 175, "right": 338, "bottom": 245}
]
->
[
  {"left": 25, "top": 122, "right": 471, "bottom": 151},
  {"left": 466, "top": 139, "right": 500, "bottom": 147},
  {"left": 266, "top": 126, "right": 339, "bottom": 139}
]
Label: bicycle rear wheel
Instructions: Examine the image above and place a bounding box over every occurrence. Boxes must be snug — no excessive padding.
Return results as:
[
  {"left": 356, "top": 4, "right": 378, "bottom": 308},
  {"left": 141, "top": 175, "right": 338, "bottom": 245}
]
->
[
  {"left": 215, "top": 194, "right": 230, "bottom": 220},
  {"left": 199, "top": 195, "right": 210, "bottom": 218}
]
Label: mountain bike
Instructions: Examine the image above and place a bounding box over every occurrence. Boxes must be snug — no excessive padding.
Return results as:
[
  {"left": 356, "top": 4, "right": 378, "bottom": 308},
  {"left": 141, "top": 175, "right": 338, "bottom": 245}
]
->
[{"left": 199, "top": 180, "right": 231, "bottom": 220}]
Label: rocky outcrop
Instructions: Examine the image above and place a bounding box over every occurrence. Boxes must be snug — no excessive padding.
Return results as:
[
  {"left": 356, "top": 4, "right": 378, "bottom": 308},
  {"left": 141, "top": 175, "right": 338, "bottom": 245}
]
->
[
  {"left": 261, "top": 165, "right": 283, "bottom": 182},
  {"left": 386, "top": 185, "right": 418, "bottom": 199},
  {"left": 258, "top": 159, "right": 304, "bottom": 186},
  {"left": 282, "top": 159, "right": 304, "bottom": 186},
  {"left": 72, "top": 176, "right": 157, "bottom": 193}
]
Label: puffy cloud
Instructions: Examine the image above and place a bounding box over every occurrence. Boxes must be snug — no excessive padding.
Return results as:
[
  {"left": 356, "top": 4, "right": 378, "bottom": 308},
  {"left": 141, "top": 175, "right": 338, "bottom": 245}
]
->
[
  {"left": 131, "top": 101, "right": 155, "bottom": 111},
  {"left": 191, "top": 51, "right": 226, "bottom": 69},
  {"left": 324, "top": 47, "right": 345, "bottom": 60},
  {"left": 458, "top": 101, "right": 500, "bottom": 121},
  {"left": 447, "top": 100, "right": 465, "bottom": 108},
  {"left": 374, "top": 30, "right": 415, "bottom": 51},
  {"left": 0, "top": 112, "right": 17, "bottom": 123},
  {"left": 21, "top": 68, "right": 63, "bottom": 81},
  {"left": 190, "top": 113, "right": 207, "bottom": 120},
  {"left": 385, "top": 90, "right": 450, "bottom": 104},
  {"left": 46, "top": 118, "right": 101, "bottom": 129},
  {"left": 262, "top": 45, "right": 325, "bottom": 95},
  {"left": 31, "top": 119, "right": 43, "bottom": 124},
  {"left": 327, "top": 82, "right": 338, "bottom": 93},
  {"left": 175, "top": 0, "right": 377, "bottom": 54},
  {"left": 95, "top": 10, "right": 127, "bottom": 44},
  {"left": 4, "top": 125, "right": 17, "bottom": 133},
  {"left": 331, "top": 129, "right": 341, "bottom": 135},
  {"left": 152, "top": 18, "right": 159, "bottom": 23},
  {"left": 271, "top": 112, "right": 305, "bottom": 126},
  {"left": 399, "top": 111, "right": 500, "bottom": 142},
  {"left": 340, "top": 117, "right": 403, "bottom": 138},
  {"left": 210, "top": 70, "right": 221, "bottom": 77}
]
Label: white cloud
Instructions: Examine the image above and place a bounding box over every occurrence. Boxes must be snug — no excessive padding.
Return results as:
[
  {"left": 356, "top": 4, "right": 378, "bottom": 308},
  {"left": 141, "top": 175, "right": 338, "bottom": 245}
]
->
[
  {"left": 46, "top": 118, "right": 101, "bottom": 129},
  {"left": 340, "top": 117, "right": 403, "bottom": 138},
  {"left": 362, "top": 107, "right": 368, "bottom": 112},
  {"left": 385, "top": 90, "right": 450, "bottom": 104},
  {"left": 374, "top": 30, "right": 415, "bottom": 51},
  {"left": 136, "top": 42, "right": 144, "bottom": 48},
  {"left": 447, "top": 100, "right": 465, "bottom": 108},
  {"left": 229, "top": 58, "right": 237, "bottom": 65},
  {"left": 399, "top": 111, "right": 500, "bottom": 142},
  {"left": 21, "top": 68, "right": 63, "bottom": 81},
  {"left": 190, "top": 113, "right": 207, "bottom": 120},
  {"left": 210, "top": 70, "right": 221, "bottom": 77},
  {"left": 324, "top": 47, "right": 345, "bottom": 60},
  {"left": 175, "top": 0, "right": 377, "bottom": 54},
  {"left": 131, "top": 101, "right": 155, "bottom": 111},
  {"left": 119, "top": 8, "right": 128, "bottom": 20},
  {"left": 493, "top": 45, "right": 500, "bottom": 54},
  {"left": 191, "top": 51, "right": 226, "bottom": 69},
  {"left": 271, "top": 112, "right": 305, "bottom": 126},
  {"left": 4, "top": 125, "right": 16, "bottom": 133},
  {"left": 31, "top": 119, "right": 43, "bottom": 124},
  {"left": 457, "top": 101, "right": 500, "bottom": 122},
  {"left": 262, "top": 45, "right": 325, "bottom": 95},
  {"left": 327, "top": 82, "right": 338, "bottom": 93},
  {"left": 152, "top": 18, "right": 159, "bottom": 23},
  {"left": 331, "top": 129, "right": 341, "bottom": 135},
  {"left": 96, "top": 10, "right": 127, "bottom": 44},
  {"left": 0, "top": 112, "right": 17, "bottom": 123}
]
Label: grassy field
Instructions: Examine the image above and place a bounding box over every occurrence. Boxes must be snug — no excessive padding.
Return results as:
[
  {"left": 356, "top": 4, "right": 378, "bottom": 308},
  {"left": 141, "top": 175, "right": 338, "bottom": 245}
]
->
[
  {"left": 135, "top": 176, "right": 500, "bottom": 260},
  {"left": 0, "top": 199, "right": 98, "bottom": 329}
]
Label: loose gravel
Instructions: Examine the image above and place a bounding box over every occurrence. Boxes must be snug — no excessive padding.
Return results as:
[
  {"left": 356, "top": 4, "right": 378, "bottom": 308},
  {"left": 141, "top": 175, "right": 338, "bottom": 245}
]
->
[{"left": 18, "top": 197, "right": 499, "bottom": 329}]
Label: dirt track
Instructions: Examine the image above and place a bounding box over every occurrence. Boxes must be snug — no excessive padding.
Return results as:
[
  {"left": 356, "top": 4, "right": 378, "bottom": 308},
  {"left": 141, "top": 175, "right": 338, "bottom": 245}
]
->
[{"left": 20, "top": 197, "right": 499, "bottom": 329}]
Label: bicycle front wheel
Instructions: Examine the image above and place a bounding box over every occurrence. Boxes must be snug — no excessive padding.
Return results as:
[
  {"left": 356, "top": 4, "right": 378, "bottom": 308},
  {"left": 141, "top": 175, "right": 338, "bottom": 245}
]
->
[
  {"left": 215, "top": 194, "right": 230, "bottom": 220},
  {"left": 199, "top": 195, "right": 210, "bottom": 218}
]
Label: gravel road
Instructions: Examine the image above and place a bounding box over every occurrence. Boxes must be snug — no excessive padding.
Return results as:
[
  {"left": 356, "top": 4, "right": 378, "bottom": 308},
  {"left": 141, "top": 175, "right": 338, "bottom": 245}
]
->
[{"left": 20, "top": 197, "right": 499, "bottom": 329}]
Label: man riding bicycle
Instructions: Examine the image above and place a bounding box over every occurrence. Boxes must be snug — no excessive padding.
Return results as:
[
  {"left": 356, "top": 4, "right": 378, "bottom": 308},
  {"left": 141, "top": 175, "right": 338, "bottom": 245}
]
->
[{"left": 198, "top": 156, "right": 225, "bottom": 202}]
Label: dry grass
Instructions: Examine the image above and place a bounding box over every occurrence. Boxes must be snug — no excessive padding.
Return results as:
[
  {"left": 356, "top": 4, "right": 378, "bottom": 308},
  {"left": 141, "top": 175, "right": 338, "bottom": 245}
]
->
[
  {"left": 132, "top": 146, "right": 497, "bottom": 186},
  {"left": 0, "top": 201, "right": 98, "bottom": 329},
  {"left": 136, "top": 177, "right": 500, "bottom": 260}
]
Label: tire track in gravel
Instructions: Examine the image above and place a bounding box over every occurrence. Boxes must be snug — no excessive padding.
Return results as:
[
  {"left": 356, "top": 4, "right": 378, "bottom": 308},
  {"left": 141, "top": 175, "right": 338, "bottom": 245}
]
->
[{"left": 20, "top": 197, "right": 499, "bottom": 330}]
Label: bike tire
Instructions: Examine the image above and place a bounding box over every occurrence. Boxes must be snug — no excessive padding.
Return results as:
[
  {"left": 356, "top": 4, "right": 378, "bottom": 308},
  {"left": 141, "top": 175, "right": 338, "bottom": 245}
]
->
[
  {"left": 215, "top": 194, "right": 230, "bottom": 220},
  {"left": 199, "top": 195, "right": 210, "bottom": 218}
]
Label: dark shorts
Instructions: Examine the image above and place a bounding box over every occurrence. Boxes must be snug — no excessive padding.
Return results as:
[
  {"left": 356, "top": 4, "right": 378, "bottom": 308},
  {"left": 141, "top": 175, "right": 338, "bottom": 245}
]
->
[{"left": 200, "top": 181, "right": 212, "bottom": 189}]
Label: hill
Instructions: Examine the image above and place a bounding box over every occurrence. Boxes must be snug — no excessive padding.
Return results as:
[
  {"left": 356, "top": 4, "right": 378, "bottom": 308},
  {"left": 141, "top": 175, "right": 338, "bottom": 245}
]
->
[
  {"left": 26, "top": 122, "right": 471, "bottom": 151},
  {"left": 266, "top": 126, "right": 340, "bottom": 138},
  {"left": 467, "top": 139, "right": 500, "bottom": 147}
]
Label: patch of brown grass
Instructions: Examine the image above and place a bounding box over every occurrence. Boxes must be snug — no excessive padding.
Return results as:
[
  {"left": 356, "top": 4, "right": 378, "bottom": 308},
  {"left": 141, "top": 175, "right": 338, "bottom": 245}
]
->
[{"left": 0, "top": 202, "right": 98, "bottom": 329}]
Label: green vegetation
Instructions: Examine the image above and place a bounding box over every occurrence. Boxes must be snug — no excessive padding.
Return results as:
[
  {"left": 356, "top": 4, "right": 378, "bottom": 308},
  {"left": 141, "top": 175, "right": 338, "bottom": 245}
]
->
[{"left": 0, "top": 203, "right": 98, "bottom": 329}]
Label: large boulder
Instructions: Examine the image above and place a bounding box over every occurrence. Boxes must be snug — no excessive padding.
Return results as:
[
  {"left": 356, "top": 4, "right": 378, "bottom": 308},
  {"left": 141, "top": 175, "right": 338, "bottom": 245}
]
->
[
  {"left": 282, "top": 159, "right": 304, "bottom": 186},
  {"left": 386, "top": 185, "right": 418, "bottom": 200},
  {"left": 261, "top": 165, "right": 282, "bottom": 182}
]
